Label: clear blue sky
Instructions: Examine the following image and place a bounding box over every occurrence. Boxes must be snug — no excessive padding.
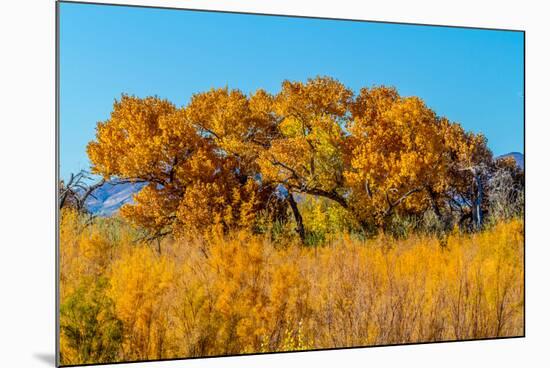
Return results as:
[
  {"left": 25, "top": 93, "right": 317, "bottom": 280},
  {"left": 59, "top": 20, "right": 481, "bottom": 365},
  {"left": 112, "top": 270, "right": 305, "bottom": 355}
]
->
[{"left": 59, "top": 2, "right": 524, "bottom": 180}]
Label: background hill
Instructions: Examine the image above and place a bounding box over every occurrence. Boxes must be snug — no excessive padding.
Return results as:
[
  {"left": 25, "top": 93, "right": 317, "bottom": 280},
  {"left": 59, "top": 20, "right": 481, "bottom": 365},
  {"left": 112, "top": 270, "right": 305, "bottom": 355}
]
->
[
  {"left": 85, "top": 181, "right": 146, "bottom": 216},
  {"left": 498, "top": 152, "right": 524, "bottom": 170}
]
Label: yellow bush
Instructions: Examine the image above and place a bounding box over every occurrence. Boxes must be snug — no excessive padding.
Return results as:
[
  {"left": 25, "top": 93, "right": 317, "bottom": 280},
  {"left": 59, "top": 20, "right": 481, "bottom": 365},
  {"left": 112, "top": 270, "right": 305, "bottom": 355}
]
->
[
  {"left": 108, "top": 245, "right": 175, "bottom": 361},
  {"left": 59, "top": 211, "right": 524, "bottom": 365}
]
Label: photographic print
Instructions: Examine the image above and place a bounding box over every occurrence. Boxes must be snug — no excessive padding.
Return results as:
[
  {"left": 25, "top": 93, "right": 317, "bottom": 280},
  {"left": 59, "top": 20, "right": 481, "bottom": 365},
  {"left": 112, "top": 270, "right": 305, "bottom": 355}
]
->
[{"left": 57, "top": 1, "right": 525, "bottom": 366}]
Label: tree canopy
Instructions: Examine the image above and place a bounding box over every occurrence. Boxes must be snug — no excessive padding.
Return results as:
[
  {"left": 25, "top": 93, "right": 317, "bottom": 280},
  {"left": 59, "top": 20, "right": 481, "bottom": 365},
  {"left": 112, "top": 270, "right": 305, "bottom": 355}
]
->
[{"left": 87, "top": 76, "right": 514, "bottom": 241}]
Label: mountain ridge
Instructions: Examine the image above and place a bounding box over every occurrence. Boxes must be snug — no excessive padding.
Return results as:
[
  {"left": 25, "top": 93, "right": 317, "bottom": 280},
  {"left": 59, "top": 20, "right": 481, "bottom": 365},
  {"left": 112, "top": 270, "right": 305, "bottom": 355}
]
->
[{"left": 497, "top": 151, "right": 524, "bottom": 170}]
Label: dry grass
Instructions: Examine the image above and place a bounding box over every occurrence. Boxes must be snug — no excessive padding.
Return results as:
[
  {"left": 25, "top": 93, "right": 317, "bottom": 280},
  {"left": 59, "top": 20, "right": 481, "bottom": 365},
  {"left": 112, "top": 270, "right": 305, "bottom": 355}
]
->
[{"left": 59, "top": 210, "right": 524, "bottom": 365}]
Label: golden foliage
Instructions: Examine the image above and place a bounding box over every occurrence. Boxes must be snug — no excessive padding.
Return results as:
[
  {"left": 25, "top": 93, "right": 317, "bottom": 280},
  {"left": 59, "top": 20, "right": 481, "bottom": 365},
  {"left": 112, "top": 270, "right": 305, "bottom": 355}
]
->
[
  {"left": 86, "top": 77, "right": 498, "bottom": 239},
  {"left": 87, "top": 94, "right": 272, "bottom": 238},
  {"left": 59, "top": 210, "right": 524, "bottom": 365},
  {"left": 346, "top": 88, "right": 493, "bottom": 225},
  {"left": 258, "top": 77, "right": 352, "bottom": 196},
  {"left": 108, "top": 246, "right": 175, "bottom": 360},
  {"left": 62, "top": 76, "right": 523, "bottom": 366}
]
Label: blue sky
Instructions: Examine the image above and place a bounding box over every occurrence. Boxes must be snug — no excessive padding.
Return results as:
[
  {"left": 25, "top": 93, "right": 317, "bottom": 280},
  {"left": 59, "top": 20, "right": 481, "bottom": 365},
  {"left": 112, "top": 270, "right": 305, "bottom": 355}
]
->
[{"left": 59, "top": 2, "right": 524, "bottom": 180}]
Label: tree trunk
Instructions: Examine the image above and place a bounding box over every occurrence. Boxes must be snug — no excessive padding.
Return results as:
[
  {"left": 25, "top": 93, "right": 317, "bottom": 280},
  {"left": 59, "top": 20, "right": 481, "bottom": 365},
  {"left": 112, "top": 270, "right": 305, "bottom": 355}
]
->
[
  {"left": 156, "top": 238, "right": 162, "bottom": 255},
  {"left": 426, "top": 187, "right": 442, "bottom": 220},
  {"left": 472, "top": 173, "right": 483, "bottom": 230},
  {"left": 287, "top": 192, "right": 305, "bottom": 243}
]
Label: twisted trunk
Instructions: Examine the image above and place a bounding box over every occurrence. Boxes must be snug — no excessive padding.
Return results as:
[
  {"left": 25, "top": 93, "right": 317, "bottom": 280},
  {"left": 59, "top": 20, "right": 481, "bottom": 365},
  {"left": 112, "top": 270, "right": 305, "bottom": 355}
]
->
[{"left": 287, "top": 192, "right": 305, "bottom": 242}]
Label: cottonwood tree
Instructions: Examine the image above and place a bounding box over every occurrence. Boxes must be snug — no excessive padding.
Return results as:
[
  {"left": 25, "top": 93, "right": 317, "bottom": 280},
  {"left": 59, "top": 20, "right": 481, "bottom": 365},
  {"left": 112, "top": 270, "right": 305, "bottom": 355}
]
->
[
  {"left": 257, "top": 77, "right": 353, "bottom": 239},
  {"left": 87, "top": 95, "right": 276, "bottom": 240},
  {"left": 86, "top": 78, "right": 497, "bottom": 242},
  {"left": 345, "top": 87, "right": 474, "bottom": 229}
]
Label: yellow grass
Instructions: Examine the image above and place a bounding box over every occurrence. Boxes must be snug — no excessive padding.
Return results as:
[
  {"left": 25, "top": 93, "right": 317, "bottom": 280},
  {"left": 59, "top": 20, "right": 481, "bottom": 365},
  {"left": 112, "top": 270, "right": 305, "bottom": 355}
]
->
[{"left": 59, "top": 210, "right": 524, "bottom": 365}]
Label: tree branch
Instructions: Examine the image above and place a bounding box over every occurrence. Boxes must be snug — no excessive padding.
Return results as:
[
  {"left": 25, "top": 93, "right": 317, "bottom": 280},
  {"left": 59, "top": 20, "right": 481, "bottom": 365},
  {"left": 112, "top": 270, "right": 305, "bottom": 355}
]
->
[
  {"left": 287, "top": 191, "right": 305, "bottom": 242},
  {"left": 302, "top": 187, "right": 349, "bottom": 209},
  {"left": 383, "top": 187, "right": 422, "bottom": 218}
]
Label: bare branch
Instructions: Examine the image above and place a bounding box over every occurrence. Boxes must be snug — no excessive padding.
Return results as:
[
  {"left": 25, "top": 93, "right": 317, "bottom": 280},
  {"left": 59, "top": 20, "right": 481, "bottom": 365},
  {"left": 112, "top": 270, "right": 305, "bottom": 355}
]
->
[{"left": 383, "top": 187, "right": 422, "bottom": 218}]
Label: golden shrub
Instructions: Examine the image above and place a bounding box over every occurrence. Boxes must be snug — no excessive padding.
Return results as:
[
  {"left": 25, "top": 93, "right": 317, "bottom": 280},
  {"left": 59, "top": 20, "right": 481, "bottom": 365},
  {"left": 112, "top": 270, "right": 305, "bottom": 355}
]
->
[{"left": 59, "top": 211, "right": 524, "bottom": 365}]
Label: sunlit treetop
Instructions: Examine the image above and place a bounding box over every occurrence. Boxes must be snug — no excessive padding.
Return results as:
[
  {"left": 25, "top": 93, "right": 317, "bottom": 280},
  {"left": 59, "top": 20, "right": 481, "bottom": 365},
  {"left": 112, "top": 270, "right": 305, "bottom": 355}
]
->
[{"left": 87, "top": 76, "right": 497, "bottom": 239}]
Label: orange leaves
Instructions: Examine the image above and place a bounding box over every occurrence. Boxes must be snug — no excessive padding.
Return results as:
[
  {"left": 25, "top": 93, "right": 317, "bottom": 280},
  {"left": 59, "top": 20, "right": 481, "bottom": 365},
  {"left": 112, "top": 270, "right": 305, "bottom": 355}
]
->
[
  {"left": 59, "top": 210, "right": 524, "bottom": 363},
  {"left": 87, "top": 76, "right": 494, "bottom": 237},
  {"left": 346, "top": 92, "right": 492, "bottom": 224},
  {"left": 87, "top": 95, "right": 180, "bottom": 179},
  {"left": 87, "top": 91, "right": 265, "bottom": 237},
  {"left": 267, "top": 77, "right": 352, "bottom": 196},
  {"left": 187, "top": 88, "right": 250, "bottom": 143},
  {"left": 346, "top": 94, "right": 442, "bottom": 221},
  {"left": 173, "top": 178, "right": 262, "bottom": 238},
  {"left": 108, "top": 245, "right": 175, "bottom": 360},
  {"left": 186, "top": 88, "right": 277, "bottom": 172},
  {"left": 120, "top": 184, "right": 177, "bottom": 234},
  {"left": 276, "top": 77, "right": 353, "bottom": 118}
]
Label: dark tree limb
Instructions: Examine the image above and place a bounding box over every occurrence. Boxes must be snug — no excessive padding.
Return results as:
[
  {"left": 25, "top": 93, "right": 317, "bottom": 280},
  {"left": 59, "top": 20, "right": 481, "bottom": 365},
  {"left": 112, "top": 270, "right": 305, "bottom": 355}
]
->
[
  {"left": 78, "top": 178, "right": 106, "bottom": 209},
  {"left": 287, "top": 191, "right": 305, "bottom": 242},
  {"left": 301, "top": 187, "right": 349, "bottom": 209},
  {"left": 383, "top": 187, "right": 422, "bottom": 218},
  {"left": 59, "top": 170, "right": 106, "bottom": 212},
  {"left": 365, "top": 180, "right": 373, "bottom": 198},
  {"left": 270, "top": 159, "right": 301, "bottom": 180},
  {"left": 426, "top": 186, "right": 442, "bottom": 220}
]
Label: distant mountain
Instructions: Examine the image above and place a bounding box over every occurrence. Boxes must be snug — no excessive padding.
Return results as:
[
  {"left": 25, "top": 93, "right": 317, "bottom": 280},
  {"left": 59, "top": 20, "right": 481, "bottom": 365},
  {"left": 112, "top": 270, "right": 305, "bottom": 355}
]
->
[
  {"left": 86, "top": 181, "right": 146, "bottom": 216},
  {"left": 497, "top": 152, "right": 524, "bottom": 170}
]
